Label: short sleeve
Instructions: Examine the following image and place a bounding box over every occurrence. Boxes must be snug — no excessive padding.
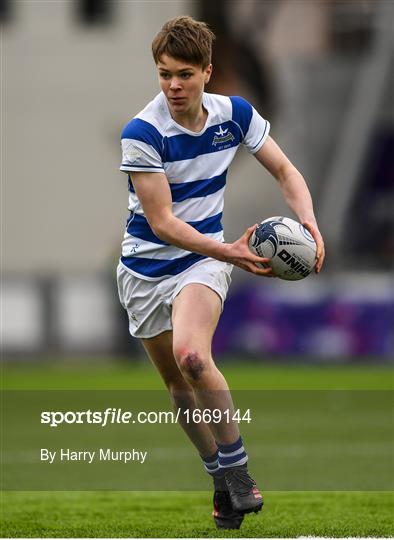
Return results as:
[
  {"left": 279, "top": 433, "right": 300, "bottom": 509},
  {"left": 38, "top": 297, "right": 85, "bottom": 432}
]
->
[
  {"left": 230, "top": 96, "right": 270, "bottom": 154},
  {"left": 120, "top": 118, "right": 164, "bottom": 173}
]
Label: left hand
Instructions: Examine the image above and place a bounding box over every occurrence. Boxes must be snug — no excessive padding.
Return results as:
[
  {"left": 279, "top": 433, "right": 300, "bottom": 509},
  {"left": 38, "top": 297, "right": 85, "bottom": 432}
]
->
[{"left": 302, "top": 221, "right": 325, "bottom": 274}]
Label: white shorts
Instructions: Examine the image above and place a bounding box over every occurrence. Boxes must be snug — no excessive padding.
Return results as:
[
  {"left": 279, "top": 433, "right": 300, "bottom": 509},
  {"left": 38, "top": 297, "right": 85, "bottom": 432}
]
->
[{"left": 117, "top": 258, "right": 233, "bottom": 339}]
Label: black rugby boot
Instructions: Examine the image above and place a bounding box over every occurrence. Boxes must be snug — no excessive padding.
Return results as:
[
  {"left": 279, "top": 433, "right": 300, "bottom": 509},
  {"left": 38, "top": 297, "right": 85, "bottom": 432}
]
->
[
  {"left": 212, "top": 475, "right": 244, "bottom": 530},
  {"left": 224, "top": 465, "right": 263, "bottom": 514}
]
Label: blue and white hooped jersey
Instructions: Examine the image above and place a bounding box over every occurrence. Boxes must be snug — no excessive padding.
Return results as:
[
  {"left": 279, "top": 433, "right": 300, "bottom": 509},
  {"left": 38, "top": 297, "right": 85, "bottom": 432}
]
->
[{"left": 119, "top": 91, "right": 270, "bottom": 280}]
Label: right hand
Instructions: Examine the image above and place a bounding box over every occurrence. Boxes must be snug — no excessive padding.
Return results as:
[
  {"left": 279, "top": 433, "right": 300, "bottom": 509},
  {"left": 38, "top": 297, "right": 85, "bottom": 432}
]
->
[{"left": 222, "top": 225, "right": 277, "bottom": 277}]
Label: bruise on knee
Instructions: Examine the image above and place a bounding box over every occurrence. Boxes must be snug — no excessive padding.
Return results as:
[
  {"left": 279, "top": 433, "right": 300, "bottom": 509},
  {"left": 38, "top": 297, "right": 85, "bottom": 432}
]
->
[{"left": 181, "top": 352, "right": 205, "bottom": 381}]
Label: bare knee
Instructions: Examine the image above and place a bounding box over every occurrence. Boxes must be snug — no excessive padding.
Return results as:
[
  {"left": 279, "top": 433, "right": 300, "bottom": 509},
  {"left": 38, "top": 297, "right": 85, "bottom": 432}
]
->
[{"left": 175, "top": 350, "right": 207, "bottom": 382}]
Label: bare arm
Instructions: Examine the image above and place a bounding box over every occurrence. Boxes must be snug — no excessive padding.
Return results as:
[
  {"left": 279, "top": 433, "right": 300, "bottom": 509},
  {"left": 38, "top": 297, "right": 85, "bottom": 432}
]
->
[
  {"left": 254, "top": 136, "right": 325, "bottom": 273},
  {"left": 130, "top": 172, "right": 274, "bottom": 276}
]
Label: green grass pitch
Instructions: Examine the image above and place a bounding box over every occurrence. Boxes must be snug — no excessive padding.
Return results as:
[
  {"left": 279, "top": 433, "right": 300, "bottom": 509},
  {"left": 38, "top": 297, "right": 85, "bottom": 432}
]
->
[
  {"left": 2, "top": 490, "right": 393, "bottom": 538},
  {"left": 1, "top": 360, "right": 393, "bottom": 538}
]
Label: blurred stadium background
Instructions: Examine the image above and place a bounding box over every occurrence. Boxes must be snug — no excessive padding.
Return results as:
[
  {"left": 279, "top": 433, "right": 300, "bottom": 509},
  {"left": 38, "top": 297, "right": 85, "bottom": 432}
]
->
[{"left": 2, "top": 0, "right": 393, "bottom": 363}]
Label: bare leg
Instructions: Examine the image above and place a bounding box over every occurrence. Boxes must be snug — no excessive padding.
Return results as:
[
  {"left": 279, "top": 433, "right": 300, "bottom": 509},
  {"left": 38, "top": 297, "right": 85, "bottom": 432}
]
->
[
  {"left": 142, "top": 330, "right": 217, "bottom": 457},
  {"left": 172, "top": 284, "right": 240, "bottom": 445}
]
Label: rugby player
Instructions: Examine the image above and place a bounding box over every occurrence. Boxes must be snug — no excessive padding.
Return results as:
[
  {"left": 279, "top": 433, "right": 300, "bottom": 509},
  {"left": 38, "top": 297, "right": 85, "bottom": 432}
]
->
[{"left": 117, "top": 15, "right": 325, "bottom": 529}]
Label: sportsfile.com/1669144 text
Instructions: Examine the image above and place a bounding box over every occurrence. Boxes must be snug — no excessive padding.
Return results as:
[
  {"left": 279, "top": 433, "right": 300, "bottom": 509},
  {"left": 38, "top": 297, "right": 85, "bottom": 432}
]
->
[{"left": 40, "top": 408, "right": 252, "bottom": 427}]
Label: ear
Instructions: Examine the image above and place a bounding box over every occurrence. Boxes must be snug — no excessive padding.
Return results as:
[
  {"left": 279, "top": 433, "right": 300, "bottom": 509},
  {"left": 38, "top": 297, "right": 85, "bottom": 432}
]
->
[{"left": 204, "top": 63, "right": 213, "bottom": 84}]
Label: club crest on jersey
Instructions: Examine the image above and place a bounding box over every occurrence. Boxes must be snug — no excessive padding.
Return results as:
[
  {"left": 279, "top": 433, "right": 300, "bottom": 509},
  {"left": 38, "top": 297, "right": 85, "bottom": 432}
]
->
[{"left": 212, "top": 125, "right": 235, "bottom": 146}]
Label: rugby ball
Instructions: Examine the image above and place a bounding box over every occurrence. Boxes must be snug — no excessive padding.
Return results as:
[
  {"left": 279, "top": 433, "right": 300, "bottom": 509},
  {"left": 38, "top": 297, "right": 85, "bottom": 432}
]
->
[{"left": 249, "top": 216, "right": 316, "bottom": 281}]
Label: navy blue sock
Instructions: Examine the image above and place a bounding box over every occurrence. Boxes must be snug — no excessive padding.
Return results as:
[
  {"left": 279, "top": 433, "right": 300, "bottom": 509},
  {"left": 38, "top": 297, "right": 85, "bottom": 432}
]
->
[
  {"left": 217, "top": 436, "right": 248, "bottom": 469},
  {"left": 201, "top": 450, "right": 221, "bottom": 477}
]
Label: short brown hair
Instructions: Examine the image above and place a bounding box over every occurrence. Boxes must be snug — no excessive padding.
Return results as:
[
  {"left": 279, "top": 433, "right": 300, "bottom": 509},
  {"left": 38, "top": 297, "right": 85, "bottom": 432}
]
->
[{"left": 152, "top": 16, "right": 215, "bottom": 69}]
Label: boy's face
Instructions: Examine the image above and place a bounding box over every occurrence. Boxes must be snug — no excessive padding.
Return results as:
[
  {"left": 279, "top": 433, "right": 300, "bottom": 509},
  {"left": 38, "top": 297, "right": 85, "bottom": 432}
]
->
[{"left": 157, "top": 54, "right": 212, "bottom": 117}]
